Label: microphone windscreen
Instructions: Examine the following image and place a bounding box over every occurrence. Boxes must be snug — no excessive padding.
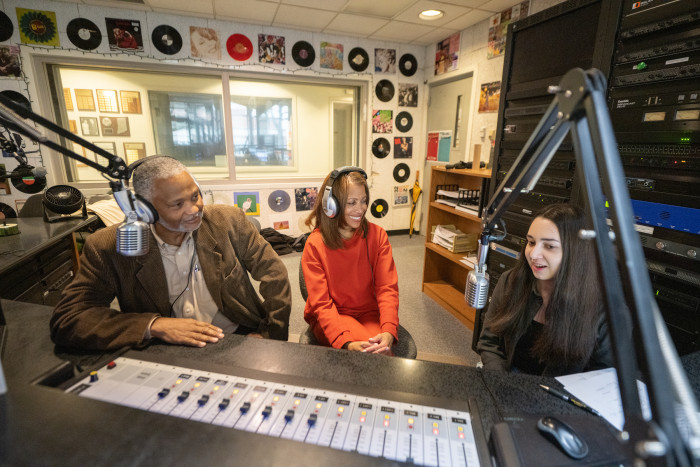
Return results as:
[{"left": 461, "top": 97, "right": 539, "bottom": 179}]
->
[
  {"left": 32, "top": 167, "right": 47, "bottom": 178},
  {"left": 116, "top": 220, "right": 149, "bottom": 256}
]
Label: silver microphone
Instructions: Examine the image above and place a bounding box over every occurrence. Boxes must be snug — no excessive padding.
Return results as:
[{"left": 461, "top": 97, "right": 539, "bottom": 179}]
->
[
  {"left": 465, "top": 238, "right": 490, "bottom": 309},
  {"left": 113, "top": 186, "right": 149, "bottom": 256}
]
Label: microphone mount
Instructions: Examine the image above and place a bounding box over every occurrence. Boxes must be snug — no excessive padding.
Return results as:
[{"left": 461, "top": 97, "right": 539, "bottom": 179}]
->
[{"left": 476, "top": 68, "right": 699, "bottom": 465}]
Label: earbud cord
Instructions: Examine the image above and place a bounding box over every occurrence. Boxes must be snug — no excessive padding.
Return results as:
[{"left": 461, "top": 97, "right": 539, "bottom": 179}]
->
[{"left": 170, "top": 246, "right": 197, "bottom": 315}]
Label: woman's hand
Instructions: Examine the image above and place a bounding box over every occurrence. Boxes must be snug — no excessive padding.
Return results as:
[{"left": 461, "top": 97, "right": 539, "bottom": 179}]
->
[{"left": 363, "top": 332, "right": 394, "bottom": 355}]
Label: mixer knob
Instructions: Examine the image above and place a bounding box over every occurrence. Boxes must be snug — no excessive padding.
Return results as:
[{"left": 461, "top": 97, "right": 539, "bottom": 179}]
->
[
  {"left": 687, "top": 249, "right": 697, "bottom": 258},
  {"left": 308, "top": 413, "right": 318, "bottom": 426},
  {"left": 198, "top": 395, "right": 209, "bottom": 406},
  {"left": 240, "top": 402, "right": 252, "bottom": 414},
  {"left": 177, "top": 391, "right": 190, "bottom": 402},
  {"left": 219, "top": 398, "right": 230, "bottom": 410},
  {"left": 107, "top": 361, "right": 117, "bottom": 369},
  {"left": 655, "top": 241, "right": 666, "bottom": 250},
  {"left": 262, "top": 406, "right": 273, "bottom": 418},
  {"left": 89, "top": 371, "right": 98, "bottom": 382},
  {"left": 284, "top": 409, "right": 295, "bottom": 422},
  {"left": 158, "top": 388, "right": 170, "bottom": 398}
]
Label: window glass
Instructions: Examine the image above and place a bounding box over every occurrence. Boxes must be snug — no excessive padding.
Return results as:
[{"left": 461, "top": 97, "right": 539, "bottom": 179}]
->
[{"left": 231, "top": 96, "right": 292, "bottom": 167}]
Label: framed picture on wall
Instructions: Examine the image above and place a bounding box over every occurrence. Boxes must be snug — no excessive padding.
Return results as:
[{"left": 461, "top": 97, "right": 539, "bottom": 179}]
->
[
  {"left": 120, "top": 90, "right": 142, "bottom": 114},
  {"left": 75, "top": 89, "right": 95, "bottom": 111},
  {"left": 79, "top": 117, "right": 99, "bottom": 137},
  {"left": 63, "top": 88, "right": 73, "bottom": 110},
  {"left": 100, "top": 116, "right": 130, "bottom": 136},
  {"left": 68, "top": 120, "right": 78, "bottom": 134},
  {"left": 96, "top": 89, "right": 119, "bottom": 113},
  {"left": 123, "top": 142, "right": 146, "bottom": 164}
]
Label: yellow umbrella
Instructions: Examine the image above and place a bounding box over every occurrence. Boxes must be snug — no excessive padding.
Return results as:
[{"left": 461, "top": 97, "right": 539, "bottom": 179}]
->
[{"left": 409, "top": 170, "right": 422, "bottom": 238}]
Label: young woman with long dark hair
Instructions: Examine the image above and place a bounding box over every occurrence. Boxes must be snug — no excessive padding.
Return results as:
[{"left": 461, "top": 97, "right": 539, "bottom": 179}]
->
[{"left": 477, "top": 203, "right": 614, "bottom": 376}]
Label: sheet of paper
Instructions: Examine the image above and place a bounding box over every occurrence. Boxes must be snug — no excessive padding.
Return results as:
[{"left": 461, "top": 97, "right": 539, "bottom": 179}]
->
[{"left": 556, "top": 368, "right": 651, "bottom": 431}]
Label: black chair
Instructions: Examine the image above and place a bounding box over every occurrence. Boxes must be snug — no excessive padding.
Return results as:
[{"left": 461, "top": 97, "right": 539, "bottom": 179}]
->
[{"left": 298, "top": 258, "right": 417, "bottom": 359}]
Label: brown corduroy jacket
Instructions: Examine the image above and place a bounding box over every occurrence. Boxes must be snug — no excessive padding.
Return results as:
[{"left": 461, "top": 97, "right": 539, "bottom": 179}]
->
[{"left": 50, "top": 205, "right": 291, "bottom": 350}]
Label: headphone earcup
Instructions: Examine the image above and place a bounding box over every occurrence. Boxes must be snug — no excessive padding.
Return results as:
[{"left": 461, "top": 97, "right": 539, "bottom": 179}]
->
[
  {"left": 324, "top": 195, "right": 338, "bottom": 218},
  {"left": 133, "top": 193, "right": 159, "bottom": 224}
]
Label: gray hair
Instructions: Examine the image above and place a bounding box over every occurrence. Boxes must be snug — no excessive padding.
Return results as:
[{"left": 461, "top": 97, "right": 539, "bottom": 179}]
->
[{"left": 132, "top": 155, "right": 189, "bottom": 202}]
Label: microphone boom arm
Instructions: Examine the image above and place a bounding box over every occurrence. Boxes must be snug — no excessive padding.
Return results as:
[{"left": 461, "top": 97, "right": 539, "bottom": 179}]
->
[{"left": 477, "top": 68, "right": 698, "bottom": 465}]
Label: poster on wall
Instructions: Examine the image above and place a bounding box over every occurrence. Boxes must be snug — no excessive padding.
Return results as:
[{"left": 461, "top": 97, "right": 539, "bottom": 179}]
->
[
  {"left": 393, "top": 185, "right": 410, "bottom": 206},
  {"left": 295, "top": 187, "right": 318, "bottom": 211},
  {"left": 372, "top": 110, "right": 392, "bottom": 133},
  {"left": 234, "top": 191, "right": 260, "bottom": 216},
  {"left": 16, "top": 8, "right": 59, "bottom": 47},
  {"left": 259, "top": 34, "right": 285, "bottom": 65},
  {"left": 0, "top": 46, "right": 21, "bottom": 78},
  {"left": 398, "top": 83, "right": 418, "bottom": 107},
  {"left": 426, "top": 132, "right": 439, "bottom": 161},
  {"left": 478, "top": 81, "right": 501, "bottom": 113},
  {"left": 428, "top": 131, "right": 452, "bottom": 162},
  {"left": 320, "top": 42, "right": 343, "bottom": 70},
  {"left": 435, "top": 33, "right": 460, "bottom": 76},
  {"left": 394, "top": 137, "right": 413, "bottom": 159},
  {"left": 191, "top": 27, "right": 221, "bottom": 60},
  {"left": 487, "top": 1, "right": 529, "bottom": 59},
  {"left": 375, "top": 48, "right": 396, "bottom": 73},
  {"left": 105, "top": 18, "right": 143, "bottom": 52}
]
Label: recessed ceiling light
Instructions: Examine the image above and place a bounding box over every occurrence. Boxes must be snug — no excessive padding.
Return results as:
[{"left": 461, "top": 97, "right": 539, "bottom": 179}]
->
[{"left": 419, "top": 9, "right": 444, "bottom": 21}]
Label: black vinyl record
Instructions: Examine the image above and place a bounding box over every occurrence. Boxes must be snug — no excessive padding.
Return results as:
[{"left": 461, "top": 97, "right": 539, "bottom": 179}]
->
[
  {"left": 67, "top": 18, "right": 102, "bottom": 50},
  {"left": 348, "top": 47, "right": 369, "bottom": 72},
  {"left": 393, "top": 162, "right": 410, "bottom": 183},
  {"left": 395, "top": 111, "right": 413, "bottom": 132},
  {"left": 0, "top": 91, "right": 31, "bottom": 112},
  {"left": 370, "top": 199, "right": 388, "bottom": 218},
  {"left": 151, "top": 25, "right": 183, "bottom": 55},
  {"left": 399, "top": 53, "right": 417, "bottom": 76},
  {"left": 0, "top": 11, "right": 13, "bottom": 42},
  {"left": 292, "top": 40, "right": 315, "bottom": 67},
  {"left": 0, "top": 202, "right": 17, "bottom": 219},
  {"left": 375, "top": 79, "right": 394, "bottom": 102},
  {"left": 11, "top": 171, "right": 46, "bottom": 194},
  {"left": 372, "top": 137, "right": 390, "bottom": 158},
  {"left": 268, "top": 190, "right": 291, "bottom": 212}
]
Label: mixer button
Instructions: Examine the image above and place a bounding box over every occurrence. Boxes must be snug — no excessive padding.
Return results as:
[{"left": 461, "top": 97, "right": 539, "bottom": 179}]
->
[
  {"left": 262, "top": 406, "right": 273, "bottom": 418},
  {"left": 106, "top": 361, "right": 117, "bottom": 369},
  {"left": 198, "top": 395, "right": 209, "bottom": 406},
  {"left": 240, "top": 402, "right": 252, "bottom": 414},
  {"left": 284, "top": 409, "right": 295, "bottom": 422},
  {"left": 308, "top": 413, "right": 318, "bottom": 426},
  {"left": 158, "top": 388, "right": 170, "bottom": 398},
  {"left": 177, "top": 391, "right": 190, "bottom": 402},
  {"left": 219, "top": 398, "right": 230, "bottom": 410}
]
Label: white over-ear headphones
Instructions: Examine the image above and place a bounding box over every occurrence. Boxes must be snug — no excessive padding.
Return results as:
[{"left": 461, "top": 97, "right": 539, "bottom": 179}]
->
[{"left": 322, "top": 166, "right": 367, "bottom": 218}]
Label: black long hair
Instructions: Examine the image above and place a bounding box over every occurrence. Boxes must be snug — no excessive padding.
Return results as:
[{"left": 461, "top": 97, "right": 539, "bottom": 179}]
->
[{"left": 487, "top": 204, "right": 602, "bottom": 370}]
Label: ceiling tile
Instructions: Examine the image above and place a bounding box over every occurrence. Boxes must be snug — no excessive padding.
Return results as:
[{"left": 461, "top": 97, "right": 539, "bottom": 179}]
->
[
  {"left": 342, "top": 0, "right": 416, "bottom": 18},
  {"left": 430, "top": 0, "right": 490, "bottom": 6},
  {"left": 443, "top": 8, "right": 492, "bottom": 29},
  {"left": 324, "top": 14, "right": 388, "bottom": 35},
  {"left": 393, "top": 0, "right": 471, "bottom": 26},
  {"left": 146, "top": 0, "right": 214, "bottom": 15},
  {"left": 412, "top": 27, "right": 460, "bottom": 45},
  {"left": 370, "top": 20, "right": 434, "bottom": 42},
  {"left": 272, "top": 4, "right": 337, "bottom": 31},
  {"left": 281, "top": 0, "right": 349, "bottom": 10},
  {"left": 477, "top": 0, "right": 525, "bottom": 13},
  {"left": 214, "top": 0, "right": 278, "bottom": 23}
]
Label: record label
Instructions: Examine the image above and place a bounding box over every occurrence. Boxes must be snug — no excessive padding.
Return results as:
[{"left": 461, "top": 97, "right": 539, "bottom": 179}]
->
[
  {"left": 152, "top": 25, "right": 183, "bottom": 55},
  {"left": 371, "top": 199, "right": 388, "bottom": 218},
  {"left": 393, "top": 163, "right": 410, "bottom": 183},
  {"left": 399, "top": 53, "right": 417, "bottom": 76},
  {"left": 372, "top": 137, "right": 390, "bottom": 158},
  {"left": 292, "top": 40, "right": 315, "bottom": 67},
  {"left": 348, "top": 47, "right": 369, "bottom": 72},
  {"left": 67, "top": 18, "right": 102, "bottom": 50},
  {"left": 268, "top": 190, "right": 291, "bottom": 212},
  {"left": 375, "top": 79, "right": 394, "bottom": 102},
  {"left": 227, "top": 33, "right": 253, "bottom": 61},
  {"left": 395, "top": 111, "right": 413, "bottom": 132},
  {"left": 0, "top": 202, "right": 17, "bottom": 219},
  {"left": 0, "top": 11, "right": 14, "bottom": 42}
]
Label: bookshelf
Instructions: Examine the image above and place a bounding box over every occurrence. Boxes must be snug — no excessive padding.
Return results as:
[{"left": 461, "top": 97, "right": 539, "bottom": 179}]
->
[{"left": 422, "top": 165, "right": 491, "bottom": 330}]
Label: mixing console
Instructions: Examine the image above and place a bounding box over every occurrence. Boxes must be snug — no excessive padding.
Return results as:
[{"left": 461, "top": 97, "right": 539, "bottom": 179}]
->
[{"left": 65, "top": 356, "right": 482, "bottom": 466}]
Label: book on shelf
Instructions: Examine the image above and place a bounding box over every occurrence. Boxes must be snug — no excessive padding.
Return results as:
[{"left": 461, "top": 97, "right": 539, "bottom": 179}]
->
[{"left": 430, "top": 224, "right": 478, "bottom": 253}]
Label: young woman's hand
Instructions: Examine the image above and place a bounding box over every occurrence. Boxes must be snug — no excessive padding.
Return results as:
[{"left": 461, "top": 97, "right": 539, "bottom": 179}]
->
[{"left": 362, "top": 332, "right": 394, "bottom": 355}]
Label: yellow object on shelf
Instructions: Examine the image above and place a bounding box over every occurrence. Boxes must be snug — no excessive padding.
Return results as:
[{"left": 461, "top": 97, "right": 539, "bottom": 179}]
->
[{"left": 0, "top": 223, "right": 20, "bottom": 236}]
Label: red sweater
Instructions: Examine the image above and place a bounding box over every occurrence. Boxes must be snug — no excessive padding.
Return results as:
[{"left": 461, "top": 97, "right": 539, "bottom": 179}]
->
[{"left": 302, "top": 223, "right": 399, "bottom": 349}]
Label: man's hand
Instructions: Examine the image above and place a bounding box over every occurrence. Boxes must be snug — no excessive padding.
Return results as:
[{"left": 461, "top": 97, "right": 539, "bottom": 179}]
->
[{"left": 150, "top": 318, "right": 224, "bottom": 347}]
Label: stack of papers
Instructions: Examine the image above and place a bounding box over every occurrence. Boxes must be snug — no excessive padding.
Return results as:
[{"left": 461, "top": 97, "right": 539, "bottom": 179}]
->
[
  {"left": 431, "top": 224, "right": 477, "bottom": 253},
  {"left": 460, "top": 254, "right": 478, "bottom": 268},
  {"left": 435, "top": 189, "right": 460, "bottom": 207}
]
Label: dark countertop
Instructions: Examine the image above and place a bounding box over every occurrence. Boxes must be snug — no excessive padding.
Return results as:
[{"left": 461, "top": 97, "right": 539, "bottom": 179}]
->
[
  {"left": 0, "top": 216, "right": 97, "bottom": 274},
  {"left": 2, "top": 299, "right": 698, "bottom": 465}
]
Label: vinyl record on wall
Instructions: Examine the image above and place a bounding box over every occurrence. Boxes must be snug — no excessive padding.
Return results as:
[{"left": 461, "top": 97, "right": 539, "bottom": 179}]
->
[
  {"left": 152, "top": 25, "right": 183, "bottom": 55},
  {"left": 10, "top": 171, "right": 46, "bottom": 194},
  {"left": 393, "top": 162, "right": 410, "bottom": 183},
  {"left": 291, "top": 40, "right": 315, "bottom": 67},
  {"left": 0, "top": 11, "right": 14, "bottom": 42},
  {"left": 372, "top": 137, "right": 390, "bottom": 158},
  {"left": 0, "top": 91, "right": 31, "bottom": 112},
  {"left": 398, "top": 53, "right": 417, "bottom": 76},
  {"left": 395, "top": 111, "right": 413, "bottom": 132},
  {"left": 0, "top": 202, "right": 17, "bottom": 219},
  {"left": 67, "top": 18, "right": 102, "bottom": 50},
  {"left": 268, "top": 190, "right": 291, "bottom": 212},
  {"left": 370, "top": 199, "right": 388, "bottom": 218},
  {"left": 348, "top": 47, "right": 369, "bottom": 72},
  {"left": 375, "top": 79, "right": 394, "bottom": 102},
  {"left": 226, "top": 33, "right": 253, "bottom": 61}
]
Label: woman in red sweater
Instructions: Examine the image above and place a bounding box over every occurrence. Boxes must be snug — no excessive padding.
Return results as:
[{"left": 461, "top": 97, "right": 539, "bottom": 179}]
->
[{"left": 302, "top": 167, "right": 399, "bottom": 355}]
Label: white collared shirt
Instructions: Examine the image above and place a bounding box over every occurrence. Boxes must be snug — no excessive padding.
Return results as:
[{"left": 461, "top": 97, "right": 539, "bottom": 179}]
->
[{"left": 151, "top": 225, "right": 239, "bottom": 333}]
